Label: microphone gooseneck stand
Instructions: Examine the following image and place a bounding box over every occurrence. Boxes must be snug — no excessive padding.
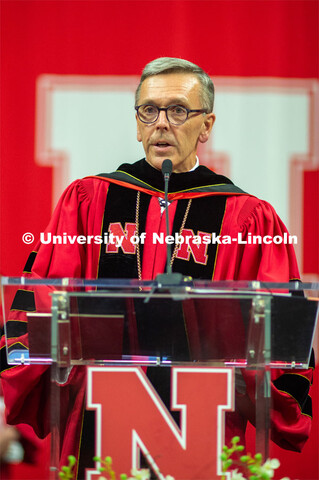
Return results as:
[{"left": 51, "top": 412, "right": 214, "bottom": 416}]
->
[{"left": 155, "top": 159, "right": 186, "bottom": 288}]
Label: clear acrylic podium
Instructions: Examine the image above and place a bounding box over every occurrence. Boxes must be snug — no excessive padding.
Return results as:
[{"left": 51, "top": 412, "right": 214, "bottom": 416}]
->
[{"left": 2, "top": 278, "right": 318, "bottom": 479}]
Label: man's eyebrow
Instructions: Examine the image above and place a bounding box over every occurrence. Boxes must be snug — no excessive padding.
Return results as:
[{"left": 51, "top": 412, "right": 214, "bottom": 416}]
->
[{"left": 140, "top": 97, "right": 190, "bottom": 106}]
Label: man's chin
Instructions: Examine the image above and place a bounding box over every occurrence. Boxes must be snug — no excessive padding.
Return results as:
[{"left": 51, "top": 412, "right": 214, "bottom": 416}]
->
[
  {"left": 145, "top": 155, "right": 194, "bottom": 173},
  {"left": 146, "top": 157, "right": 173, "bottom": 171}
]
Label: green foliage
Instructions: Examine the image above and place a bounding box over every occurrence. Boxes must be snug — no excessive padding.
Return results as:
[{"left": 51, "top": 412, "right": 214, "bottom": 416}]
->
[
  {"left": 58, "top": 439, "right": 291, "bottom": 480},
  {"left": 58, "top": 455, "right": 78, "bottom": 480},
  {"left": 221, "top": 437, "right": 290, "bottom": 480},
  {"left": 59, "top": 454, "right": 172, "bottom": 479}
]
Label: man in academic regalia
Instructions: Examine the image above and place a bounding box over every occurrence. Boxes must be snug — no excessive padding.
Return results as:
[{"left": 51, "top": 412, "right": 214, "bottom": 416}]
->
[{"left": 1, "top": 58, "right": 314, "bottom": 477}]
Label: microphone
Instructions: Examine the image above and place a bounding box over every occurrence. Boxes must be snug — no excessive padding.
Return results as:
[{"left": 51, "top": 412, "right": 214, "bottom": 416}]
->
[
  {"left": 162, "top": 158, "right": 172, "bottom": 182},
  {"left": 161, "top": 159, "right": 173, "bottom": 274}
]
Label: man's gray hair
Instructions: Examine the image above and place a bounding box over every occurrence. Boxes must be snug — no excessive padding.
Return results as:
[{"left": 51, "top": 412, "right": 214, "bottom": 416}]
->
[{"left": 135, "top": 57, "right": 215, "bottom": 112}]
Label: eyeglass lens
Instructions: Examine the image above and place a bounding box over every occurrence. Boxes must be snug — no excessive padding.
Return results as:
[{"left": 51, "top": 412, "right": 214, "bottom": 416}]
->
[{"left": 138, "top": 105, "right": 188, "bottom": 125}]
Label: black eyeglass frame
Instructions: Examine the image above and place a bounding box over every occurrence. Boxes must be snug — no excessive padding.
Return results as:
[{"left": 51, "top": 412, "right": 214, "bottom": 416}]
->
[{"left": 135, "top": 104, "right": 208, "bottom": 125}]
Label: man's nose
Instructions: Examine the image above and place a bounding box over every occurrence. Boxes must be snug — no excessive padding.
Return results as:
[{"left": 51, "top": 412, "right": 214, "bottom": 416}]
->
[{"left": 156, "top": 109, "right": 170, "bottom": 128}]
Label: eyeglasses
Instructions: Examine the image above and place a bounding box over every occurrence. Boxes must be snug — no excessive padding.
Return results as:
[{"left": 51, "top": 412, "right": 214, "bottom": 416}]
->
[{"left": 135, "top": 104, "right": 207, "bottom": 125}]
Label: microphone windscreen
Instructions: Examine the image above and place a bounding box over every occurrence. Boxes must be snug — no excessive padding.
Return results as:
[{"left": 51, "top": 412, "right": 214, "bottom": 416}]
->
[{"left": 162, "top": 159, "right": 173, "bottom": 176}]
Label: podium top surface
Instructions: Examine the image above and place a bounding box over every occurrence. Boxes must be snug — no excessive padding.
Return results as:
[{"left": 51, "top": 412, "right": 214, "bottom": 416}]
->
[{"left": 1, "top": 276, "right": 319, "bottom": 295}]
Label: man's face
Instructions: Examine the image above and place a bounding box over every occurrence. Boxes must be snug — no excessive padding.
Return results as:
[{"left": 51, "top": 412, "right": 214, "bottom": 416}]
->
[{"left": 136, "top": 73, "right": 215, "bottom": 173}]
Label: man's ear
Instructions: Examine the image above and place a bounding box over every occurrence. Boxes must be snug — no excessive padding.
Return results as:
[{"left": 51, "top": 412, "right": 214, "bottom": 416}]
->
[
  {"left": 136, "top": 114, "right": 142, "bottom": 142},
  {"left": 199, "top": 113, "right": 216, "bottom": 144}
]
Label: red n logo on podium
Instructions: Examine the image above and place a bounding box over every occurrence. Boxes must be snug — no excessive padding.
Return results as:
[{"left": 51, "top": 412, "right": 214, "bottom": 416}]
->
[{"left": 86, "top": 367, "right": 234, "bottom": 480}]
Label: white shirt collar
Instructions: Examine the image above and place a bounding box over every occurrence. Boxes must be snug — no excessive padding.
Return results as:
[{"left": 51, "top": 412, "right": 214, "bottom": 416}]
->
[{"left": 189, "top": 156, "right": 199, "bottom": 172}]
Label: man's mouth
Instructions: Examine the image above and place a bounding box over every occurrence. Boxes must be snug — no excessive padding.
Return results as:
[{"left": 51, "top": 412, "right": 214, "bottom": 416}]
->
[{"left": 154, "top": 142, "right": 172, "bottom": 148}]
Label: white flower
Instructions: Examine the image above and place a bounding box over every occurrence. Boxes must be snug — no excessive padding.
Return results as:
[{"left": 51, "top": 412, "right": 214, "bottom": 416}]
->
[
  {"left": 129, "top": 468, "right": 151, "bottom": 480},
  {"left": 165, "top": 477, "right": 175, "bottom": 480},
  {"left": 230, "top": 469, "right": 246, "bottom": 479},
  {"left": 260, "top": 458, "right": 280, "bottom": 478}
]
